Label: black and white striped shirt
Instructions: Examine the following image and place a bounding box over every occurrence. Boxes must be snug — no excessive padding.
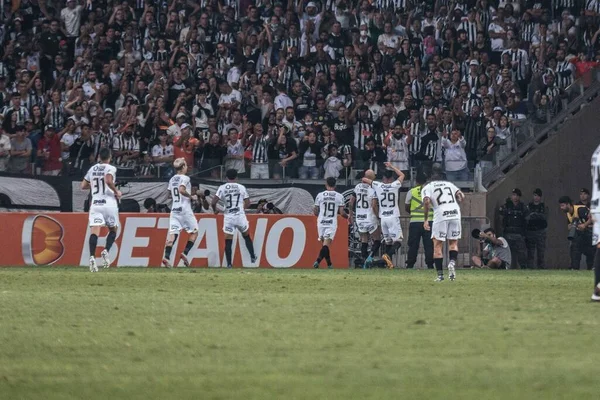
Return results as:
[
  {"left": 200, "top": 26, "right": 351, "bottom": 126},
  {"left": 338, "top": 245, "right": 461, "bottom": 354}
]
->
[
  {"left": 48, "top": 103, "right": 65, "bottom": 130},
  {"left": 555, "top": 60, "right": 574, "bottom": 88},
  {"left": 458, "top": 20, "right": 478, "bottom": 44},
  {"left": 112, "top": 134, "right": 140, "bottom": 167},
  {"left": 353, "top": 118, "right": 375, "bottom": 151},
  {"left": 403, "top": 120, "right": 424, "bottom": 154},
  {"left": 502, "top": 48, "right": 529, "bottom": 81},
  {"left": 251, "top": 135, "right": 270, "bottom": 163},
  {"left": 2, "top": 106, "right": 29, "bottom": 125}
]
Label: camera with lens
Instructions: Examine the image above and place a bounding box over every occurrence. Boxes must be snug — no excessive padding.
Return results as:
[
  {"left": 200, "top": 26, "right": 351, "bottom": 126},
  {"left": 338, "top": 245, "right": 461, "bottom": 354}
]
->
[{"left": 567, "top": 224, "right": 577, "bottom": 241}]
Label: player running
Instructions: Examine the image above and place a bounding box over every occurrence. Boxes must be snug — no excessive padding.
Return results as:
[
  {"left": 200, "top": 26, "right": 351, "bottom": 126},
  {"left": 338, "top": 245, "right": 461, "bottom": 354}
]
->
[
  {"left": 349, "top": 169, "right": 381, "bottom": 269},
  {"left": 313, "top": 177, "right": 348, "bottom": 269},
  {"left": 162, "top": 158, "right": 198, "bottom": 268},
  {"left": 81, "top": 148, "right": 121, "bottom": 272},
  {"left": 211, "top": 169, "right": 257, "bottom": 268},
  {"left": 590, "top": 144, "right": 600, "bottom": 301},
  {"left": 362, "top": 162, "right": 405, "bottom": 269},
  {"left": 422, "top": 176, "right": 465, "bottom": 281}
]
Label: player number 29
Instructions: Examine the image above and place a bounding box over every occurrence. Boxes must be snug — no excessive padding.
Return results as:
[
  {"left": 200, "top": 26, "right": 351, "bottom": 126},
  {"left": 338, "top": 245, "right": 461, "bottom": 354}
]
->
[{"left": 380, "top": 192, "right": 396, "bottom": 208}]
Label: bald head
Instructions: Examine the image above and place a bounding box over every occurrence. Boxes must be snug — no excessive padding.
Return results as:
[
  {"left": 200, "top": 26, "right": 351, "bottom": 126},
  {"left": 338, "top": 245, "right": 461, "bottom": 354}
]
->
[{"left": 364, "top": 169, "right": 375, "bottom": 180}]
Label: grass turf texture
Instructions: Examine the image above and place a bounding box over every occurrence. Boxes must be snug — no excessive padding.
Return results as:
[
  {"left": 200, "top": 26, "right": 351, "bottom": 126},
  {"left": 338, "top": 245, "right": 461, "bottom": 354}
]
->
[{"left": 0, "top": 268, "right": 597, "bottom": 400}]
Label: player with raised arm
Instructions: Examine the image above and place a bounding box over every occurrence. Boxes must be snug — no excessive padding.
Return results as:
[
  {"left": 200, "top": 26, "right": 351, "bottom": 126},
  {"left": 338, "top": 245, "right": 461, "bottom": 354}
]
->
[
  {"left": 313, "top": 177, "right": 348, "bottom": 269},
  {"left": 422, "top": 174, "right": 465, "bottom": 281},
  {"left": 349, "top": 169, "right": 381, "bottom": 268},
  {"left": 162, "top": 158, "right": 199, "bottom": 268},
  {"left": 590, "top": 144, "right": 600, "bottom": 301},
  {"left": 81, "top": 148, "right": 121, "bottom": 272},
  {"left": 362, "top": 162, "right": 405, "bottom": 269},
  {"left": 211, "top": 169, "right": 257, "bottom": 268}
]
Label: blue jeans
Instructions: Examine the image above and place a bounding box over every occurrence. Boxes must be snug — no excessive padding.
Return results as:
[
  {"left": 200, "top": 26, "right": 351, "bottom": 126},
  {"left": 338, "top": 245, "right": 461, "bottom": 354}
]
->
[
  {"left": 299, "top": 166, "right": 320, "bottom": 179},
  {"left": 445, "top": 168, "right": 470, "bottom": 182}
]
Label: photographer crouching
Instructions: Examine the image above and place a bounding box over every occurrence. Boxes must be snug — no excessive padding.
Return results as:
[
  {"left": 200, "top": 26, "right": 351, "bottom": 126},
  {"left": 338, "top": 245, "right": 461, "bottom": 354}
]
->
[
  {"left": 559, "top": 196, "right": 595, "bottom": 270},
  {"left": 256, "top": 199, "right": 283, "bottom": 214},
  {"left": 191, "top": 187, "right": 211, "bottom": 213},
  {"left": 471, "top": 228, "right": 512, "bottom": 269}
]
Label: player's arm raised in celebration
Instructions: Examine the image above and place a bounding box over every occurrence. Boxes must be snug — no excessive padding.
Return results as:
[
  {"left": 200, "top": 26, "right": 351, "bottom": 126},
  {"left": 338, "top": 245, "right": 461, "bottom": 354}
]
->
[{"left": 384, "top": 161, "right": 405, "bottom": 183}]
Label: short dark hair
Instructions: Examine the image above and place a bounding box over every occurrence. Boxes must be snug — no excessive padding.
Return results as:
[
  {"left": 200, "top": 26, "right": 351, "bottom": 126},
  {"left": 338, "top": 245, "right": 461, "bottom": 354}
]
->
[
  {"left": 416, "top": 173, "right": 427, "bottom": 185},
  {"left": 558, "top": 196, "right": 572, "bottom": 205},
  {"left": 484, "top": 228, "right": 495, "bottom": 235},
  {"left": 226, "top": 169, "right": 238, "bottom": 180},
  {"left": 383, "top": 170, "right": 394, "bottom": 180},
  {"left": 99, "top": 147, "right": 111, "bottom": 162},
  {"left": 326, "top": 177, "right": 336, "bottom": 188}
]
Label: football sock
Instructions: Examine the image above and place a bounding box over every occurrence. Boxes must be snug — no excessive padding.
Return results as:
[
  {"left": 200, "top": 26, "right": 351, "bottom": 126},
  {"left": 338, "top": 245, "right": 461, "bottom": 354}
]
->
[
  {"left": 361, "top": 242, "right": 369, "bottom": 260},
  {"left": 370, "top": 240, "right": 381, "bottom": 257},
  {"left": 449, "top": 250, "right": 458, "bottom": 263},
  {"left": 183, "top": 240, "right": 194, "bottom": 256},
  {"left": 594, "top": 248, "right": 600, "bottom": 288},
  {"left": 393, "top": 241, "right": 402, "bottom": 253},
  {"left": 164, "top": 246, "right": 172, "bottom": 260},
  {"left": 225, "top": 239, "right": 233, "bottom": 266},
  {"left": 434, "top": 258, "right": 443, "bottom": 277},
  {"left": 105, "top": 231, "right": 117, "bottom": 252},
  {"left": 323, "top": 245, "right": 332, "bottom": 266},
  {"left": 386, "top": 242, "right": 400, "bottom": 258},
  {"left": 243, "top": 235, "right": 256, "bottom": 258},
  {"left": 89, "top": 234, "right": 98, "bottom": 257},
  {"left": 317, "top": 245, "right": 329, "bottom": 263}
]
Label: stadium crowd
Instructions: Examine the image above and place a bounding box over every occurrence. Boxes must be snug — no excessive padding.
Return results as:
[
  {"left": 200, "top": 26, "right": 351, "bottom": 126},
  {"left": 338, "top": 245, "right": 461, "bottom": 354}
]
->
[{"left": 0, "top": 0, "right": 599, "bottom": 182}]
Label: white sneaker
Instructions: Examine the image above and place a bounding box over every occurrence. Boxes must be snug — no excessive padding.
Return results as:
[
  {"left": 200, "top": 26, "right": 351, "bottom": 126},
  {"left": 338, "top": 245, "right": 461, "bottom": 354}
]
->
[
  {"left": 591, "top": 293, "right": 600, "bottom": 302},
  {"left": 89, "top": 256, "right": 98, "bottom": 272},
  {"left": 435, "top": 275, "right": 444, "bottom": 282},
  {"left": 101, "top": 250, "right": 110, "bottom": 269},
  {"left": 180, "top": 254, "right": 190, "bottom": 268},
  {"left": 448, "top": 262, "right": 456, "bottom": 281},
  {"left": 162, "top": 258, "right": 172, "bottom": 268}
]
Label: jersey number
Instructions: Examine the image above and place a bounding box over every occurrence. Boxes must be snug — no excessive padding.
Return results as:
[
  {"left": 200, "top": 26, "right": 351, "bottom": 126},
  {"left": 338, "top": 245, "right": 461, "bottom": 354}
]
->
[
  {"left": 173, "top": 188, "right": 181, "bottom": 203},
  {"left": 357, "top": 194, "right": 369, "bottom": 208},
  {"left": 92, "top": 178, "right": 106, "bottom": 195},
  {"left": 226, "top": 194, "right": 241, "bottom": 209},
  {"left": 434, "top": 187, "right": 456, "bottom": 205},
  {"left": 322, "top": 202, "right": 337, "bottom": 218},
  {"left": 380, "top": 192, "right": 396, "bottom": 208}
]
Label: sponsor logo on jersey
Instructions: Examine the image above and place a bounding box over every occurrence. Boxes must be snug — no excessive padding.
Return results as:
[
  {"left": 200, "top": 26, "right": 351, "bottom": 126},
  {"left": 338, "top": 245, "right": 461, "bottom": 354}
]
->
[
  {"left": 443, "top": 210, "right": 459, "bottom": 217},
  {"left": 229, "top": 207, "right": 240, "bottom": 213},
  {"left": 382, "top": 210, "right": 394, "bottom": 216},
  {"left": 93, "top": 199, "right": 107, "bottom": 205},
  {"left": 171, "top": 207, "right": 183, "bottom": 212},
  {"left": 320, "top": 219, "right": 333, "bottom": 225},
  {"left": 357, "top": 214, "right": 366, "bottom": 220}
]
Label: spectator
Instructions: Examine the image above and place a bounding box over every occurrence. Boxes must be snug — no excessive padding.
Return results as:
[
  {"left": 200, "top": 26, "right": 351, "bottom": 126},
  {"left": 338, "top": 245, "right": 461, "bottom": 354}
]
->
[
  {"left": 0, "top": 128, "right": 11, "bottom": 171},
  {"left": 268, "top": 128, "right": 298, "bottom": 179},
  {"left": 477, "top": 126, "right": 506, "bottom": 177},
  {"left": 500, "top": 188, "right": 529, "bottom": 270},
  {"left": 323, "top": 143, "right": 344, "bottom": 179},
  {"left": 298, "top": 131, "right": 323, "bottom": 179},
  {"left": 173, "top": 124, "right": 198, "bottom": 175},
  {"left": 152, "top": 131, "right": 175, "bottom": 176},
  {"left": 578, "top": 188, "right": 591, "bottom": 208},
  {"left": 37, "top": 126, "right": 63, "bottom": 176},
  {"left": 559, "top": 196, "right": 595, "bottom": 271},
  {"left": 224, "top": 127, "right": 246, "bottom": 175},
  {"left": 526, "top": 188, "right": 548, "bottom": 270},
  {"left": 9, "top": 125, "right": 32, "bottom": 174},
  {"left": 441, "top": 129, "right": 469, "bottom": 182},
  {"left": 248, "top": 123, "right": 271, "bottom": 179},
  {"left": 383, "top": 125, "right": 411, "bottom": 175}
]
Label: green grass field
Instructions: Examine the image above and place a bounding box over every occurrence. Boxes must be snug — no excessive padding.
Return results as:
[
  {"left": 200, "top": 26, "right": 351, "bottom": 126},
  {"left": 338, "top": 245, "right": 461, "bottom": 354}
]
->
[{"left": 0, "top": 268, "right": 597, "bottom": 400}]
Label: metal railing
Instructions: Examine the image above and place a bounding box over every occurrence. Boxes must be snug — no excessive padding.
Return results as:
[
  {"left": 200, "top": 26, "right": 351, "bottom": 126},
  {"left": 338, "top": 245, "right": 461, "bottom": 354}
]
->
[
  {"left": 483, "top": 68, "right": 600, "bottom": 187},
  {"left": 348, "top": 216, "right": 491, "bottom": 269}
]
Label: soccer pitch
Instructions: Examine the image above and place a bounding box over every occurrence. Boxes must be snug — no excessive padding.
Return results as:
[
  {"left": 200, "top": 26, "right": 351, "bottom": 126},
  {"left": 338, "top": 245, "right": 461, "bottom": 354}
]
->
[{"left": 0, "top": 268, "right": 596, "bottom": 400}]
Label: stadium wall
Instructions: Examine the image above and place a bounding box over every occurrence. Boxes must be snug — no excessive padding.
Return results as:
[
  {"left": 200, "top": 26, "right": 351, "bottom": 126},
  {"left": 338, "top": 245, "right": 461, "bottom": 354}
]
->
[{"left": 485, "top": 96, "right": 600, "bottom": 269}]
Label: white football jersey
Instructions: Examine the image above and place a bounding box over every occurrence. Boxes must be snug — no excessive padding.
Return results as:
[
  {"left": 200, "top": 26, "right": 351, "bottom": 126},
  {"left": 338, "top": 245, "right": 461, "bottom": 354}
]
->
[
  {"left": 84, "top": 163, "right": 118, "bottom": 207},
  {"left": 421, "top": 180, "right": 462, "bottom": 222},
  {"left": 315, "top": 190, "right": 344, "bottom": 226},
  {"left": 168, "top": 174, "right": 193, "bottom": 214},
  {"left": 216, "top": 182, "right": 249, "bottom": 215},
  {"left": 353, "top": 182, "right": 376, "bottom": 220},
  {"left": 372, "top": 180, "right": 402, "bottom": 218},
  {"left": 591, "top": 143, "right": 600, "bottom": 213}
]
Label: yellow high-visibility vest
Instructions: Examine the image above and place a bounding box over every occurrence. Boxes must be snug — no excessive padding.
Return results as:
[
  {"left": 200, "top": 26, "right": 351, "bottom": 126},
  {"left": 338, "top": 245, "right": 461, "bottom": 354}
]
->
[{"left": 409, "top": 185, "right": 434, "bottom": 223}]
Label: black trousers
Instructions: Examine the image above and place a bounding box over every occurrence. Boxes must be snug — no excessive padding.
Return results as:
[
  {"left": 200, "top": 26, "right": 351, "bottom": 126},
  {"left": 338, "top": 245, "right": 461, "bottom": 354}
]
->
[
  {"left": 570, "top": 235, "right": 595, "bottom": 270},
  {"left": 406, "top": 222, "right": 433, "bottom": 268}
]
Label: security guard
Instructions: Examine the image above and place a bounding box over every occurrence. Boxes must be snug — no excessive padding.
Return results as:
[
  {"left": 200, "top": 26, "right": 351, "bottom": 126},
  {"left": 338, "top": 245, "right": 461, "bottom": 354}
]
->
[
  {"left": 404, "top": 174, "right": 434, "bottom": 269},
  {"left": 526, "top": 188, "right": 548, "bottom": 269},
  {"left": 500, "top": 188, "right": 529, "bottom": 269}
]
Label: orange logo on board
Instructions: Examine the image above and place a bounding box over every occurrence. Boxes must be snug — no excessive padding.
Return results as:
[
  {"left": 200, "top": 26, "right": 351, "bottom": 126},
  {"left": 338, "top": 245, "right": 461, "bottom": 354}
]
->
[{"left": 21, "top": 215, "right": 65, "bottom": 265}]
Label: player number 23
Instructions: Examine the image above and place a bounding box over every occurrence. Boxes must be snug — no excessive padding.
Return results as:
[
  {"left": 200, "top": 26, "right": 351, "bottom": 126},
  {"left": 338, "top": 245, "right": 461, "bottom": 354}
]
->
[{"left": 434, "top": 187, "right": 455, "bottom": 205}]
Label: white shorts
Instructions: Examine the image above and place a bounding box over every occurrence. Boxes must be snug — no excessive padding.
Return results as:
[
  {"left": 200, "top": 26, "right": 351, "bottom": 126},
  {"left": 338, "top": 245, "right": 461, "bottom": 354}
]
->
[
  {"left": 318, "top": 224, "right": 338, "bottom": 241},
  {"left": 593, "top": 213, "right": 600, "bottom": 246},
  {"left": 223, "top": 214, "right": 249, "bottom": 235},
  {"left": 431, "top": 219, "right": 462, "bottom": 242},
  {"left": 356, "top": 216, "right": 378, "bottom": 234},
  {"left": 89, "top": 205, "right": 119, "bottom": 228},
  {"left": 381, "top": 217, "right": 403, "bottom": 243},
  {"left": 169, "top": 212, "right": 198, "bottom": 234}
]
